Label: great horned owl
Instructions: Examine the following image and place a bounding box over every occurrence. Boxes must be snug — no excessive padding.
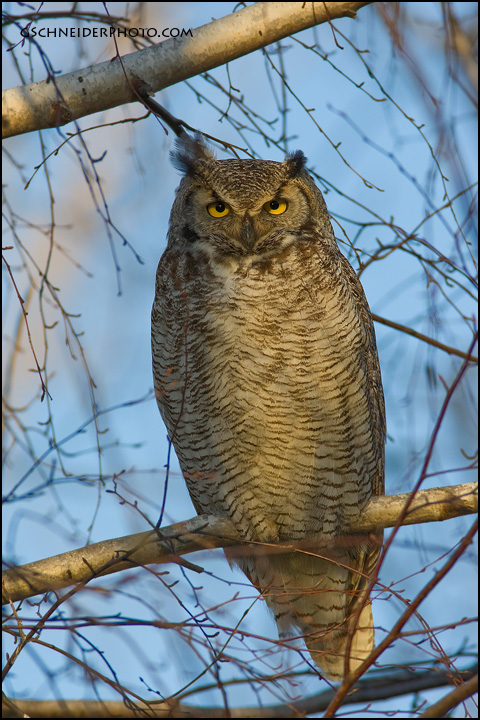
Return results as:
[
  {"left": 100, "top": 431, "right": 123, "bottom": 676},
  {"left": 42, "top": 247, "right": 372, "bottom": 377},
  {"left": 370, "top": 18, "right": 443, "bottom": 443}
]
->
[{"left": 151, "top": 134, "right": 385, "bottom": 680}]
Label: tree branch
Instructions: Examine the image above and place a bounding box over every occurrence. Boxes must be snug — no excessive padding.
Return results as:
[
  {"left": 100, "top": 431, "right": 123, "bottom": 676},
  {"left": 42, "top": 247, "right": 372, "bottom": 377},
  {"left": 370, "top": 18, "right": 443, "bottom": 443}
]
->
[
  {"left": 2, "top": 664, "right": 478, "bottom": 717},
  {"left": 371, "top": 314, "right": 478, "bottom": 365},
  {"left": 2, "top": 2, "right": 372, "bottom": 138},
  {"left": 419, "top": 672, "right": 478, "bottom": 719},
  {"left": 2, "top": 482, "right": 477, "bottom": 604}
]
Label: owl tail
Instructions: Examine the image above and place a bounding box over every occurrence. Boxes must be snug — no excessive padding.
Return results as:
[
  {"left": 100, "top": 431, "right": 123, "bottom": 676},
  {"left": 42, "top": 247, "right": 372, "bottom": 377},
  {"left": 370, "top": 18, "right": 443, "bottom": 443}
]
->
[
  {"left": 303, "top": 592, "right": 375, "bottom": 681},
  {"left": 231, "top": 545, "right": 377, "bottom": 681}
]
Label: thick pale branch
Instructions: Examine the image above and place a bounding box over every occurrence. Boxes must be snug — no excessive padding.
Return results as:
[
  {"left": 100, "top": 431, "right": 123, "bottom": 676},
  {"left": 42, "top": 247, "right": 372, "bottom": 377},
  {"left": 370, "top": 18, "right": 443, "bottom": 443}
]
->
[
  {"left": 2, "top": 2, "right": 372, "bottom": 138},
  {"left": 2, "top": 482, "right": 477, "bottom": 604}
]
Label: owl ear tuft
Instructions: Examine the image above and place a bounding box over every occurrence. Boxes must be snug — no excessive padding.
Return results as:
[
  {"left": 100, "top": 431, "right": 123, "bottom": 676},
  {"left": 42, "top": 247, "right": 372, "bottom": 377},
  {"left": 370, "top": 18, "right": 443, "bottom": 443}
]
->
[
  {"left": 170, "top": 133, "right": 215, "bottom": 175},
  {"left": 283, "top": 150, "right": 307, "bottom": 178}
]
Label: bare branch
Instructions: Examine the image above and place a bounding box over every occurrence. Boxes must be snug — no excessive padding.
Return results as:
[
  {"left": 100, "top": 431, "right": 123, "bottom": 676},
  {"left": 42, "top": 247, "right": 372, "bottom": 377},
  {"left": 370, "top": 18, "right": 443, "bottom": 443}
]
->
[
  {"left": 2, "top": 664, "right": 478, "bottom": 717},
  {"left": 2, "top": 482, "right": 477, "bottom": 604},
  {"left": 418, "top": 672, "right": 478, "bottom": 718},
  {"left": 371, "top": 314, "right": 478, "bottom": 365},
  {"left": 2, "top": 2, "right": 373, "bottom": 138}
]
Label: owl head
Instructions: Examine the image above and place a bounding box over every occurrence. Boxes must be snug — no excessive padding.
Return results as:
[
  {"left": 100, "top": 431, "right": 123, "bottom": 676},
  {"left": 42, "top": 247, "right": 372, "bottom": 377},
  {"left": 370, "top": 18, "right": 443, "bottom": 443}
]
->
[{"left": 167, "top": 134, "right": 333, "bottom": 260}]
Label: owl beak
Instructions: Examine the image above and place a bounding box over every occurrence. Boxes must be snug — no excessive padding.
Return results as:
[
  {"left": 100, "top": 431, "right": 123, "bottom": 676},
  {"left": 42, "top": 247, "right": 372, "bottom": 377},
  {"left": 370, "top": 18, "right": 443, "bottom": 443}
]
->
[{"left": 240, "top": 216, "right": 255, "bottom": 252}]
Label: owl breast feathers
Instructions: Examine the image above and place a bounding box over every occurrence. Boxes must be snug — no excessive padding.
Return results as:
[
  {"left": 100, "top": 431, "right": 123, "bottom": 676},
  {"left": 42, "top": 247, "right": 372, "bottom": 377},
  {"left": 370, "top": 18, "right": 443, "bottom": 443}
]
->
[{"left": 151, "top": 134, "right": 385, "bottom": 680}]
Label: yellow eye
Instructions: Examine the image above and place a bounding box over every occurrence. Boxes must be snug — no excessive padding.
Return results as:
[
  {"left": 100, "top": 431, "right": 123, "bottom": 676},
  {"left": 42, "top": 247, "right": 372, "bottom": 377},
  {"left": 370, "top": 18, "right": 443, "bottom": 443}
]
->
[
  {"left": 263, "top": 199, "right": 288, "bottom": 215},
  {"left": 207, "top": 201, "right": 230, "bottom": 218}
]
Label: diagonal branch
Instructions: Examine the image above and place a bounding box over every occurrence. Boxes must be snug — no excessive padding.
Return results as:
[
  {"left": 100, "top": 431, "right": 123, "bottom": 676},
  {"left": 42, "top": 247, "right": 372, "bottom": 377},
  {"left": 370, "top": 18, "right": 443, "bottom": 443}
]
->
[
  {"left": 2, "top": 481, "right": 477, "bottom": 604},
  {"left": 2, "top": 2, "right": 372, "bottom": 138},
  {"left": 418, "top": 672, "right": 478, "bottom": 719},
  {"left": 371, "top": 313, "right": 478, "bottom": 364}
]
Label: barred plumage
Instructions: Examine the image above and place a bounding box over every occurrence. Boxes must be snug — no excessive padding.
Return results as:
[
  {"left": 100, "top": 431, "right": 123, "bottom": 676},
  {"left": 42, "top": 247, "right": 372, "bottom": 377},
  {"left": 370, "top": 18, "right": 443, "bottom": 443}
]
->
[{"left": 152, "top": 135, "right": 385, "bottom": 679}]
